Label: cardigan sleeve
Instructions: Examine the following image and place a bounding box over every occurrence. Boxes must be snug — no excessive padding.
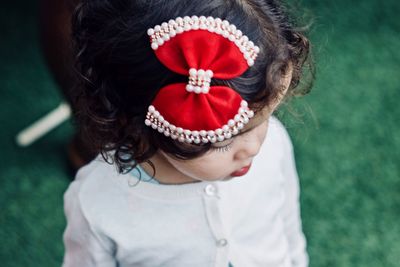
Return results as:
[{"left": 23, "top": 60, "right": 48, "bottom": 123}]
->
[
  {"left": 62, "top": 179, "right": 117, "bottom": 267},
  {"left": 279, "top": 123, "right": 309, "bottom": 267}
]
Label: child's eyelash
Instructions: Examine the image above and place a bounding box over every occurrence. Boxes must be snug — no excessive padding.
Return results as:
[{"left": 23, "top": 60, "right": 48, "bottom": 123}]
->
[{"left": 211, "top": 141, "right": 234, "bottom": 153}]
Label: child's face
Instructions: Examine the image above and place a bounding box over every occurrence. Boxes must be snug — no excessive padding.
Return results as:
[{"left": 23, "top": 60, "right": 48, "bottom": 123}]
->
[{"left": 143, "top": 67, "right": 293, "bottom": 184}]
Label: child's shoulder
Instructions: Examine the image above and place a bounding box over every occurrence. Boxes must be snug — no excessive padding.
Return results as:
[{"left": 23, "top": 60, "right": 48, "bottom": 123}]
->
[
  {"left": 63, "top": 155, "right": 125, "bottom": 224},
  {"left": 265, "top": 115, "right": 294, "bottom": 156}
]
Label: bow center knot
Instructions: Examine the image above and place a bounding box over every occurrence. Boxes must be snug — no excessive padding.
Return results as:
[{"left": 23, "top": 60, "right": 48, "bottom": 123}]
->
[{"left": 186, "top": 68, "right": 214, "bottom": 94}]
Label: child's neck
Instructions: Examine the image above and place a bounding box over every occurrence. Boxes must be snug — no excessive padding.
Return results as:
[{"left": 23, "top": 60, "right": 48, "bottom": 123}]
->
[{"left": 139, "top": 152, "right": 201, "bottom": 185}]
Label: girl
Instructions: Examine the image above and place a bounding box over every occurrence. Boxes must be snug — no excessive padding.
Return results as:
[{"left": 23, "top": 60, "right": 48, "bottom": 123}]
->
[{"left": 63, "top": 0, "right": 313, "bottom": 266}]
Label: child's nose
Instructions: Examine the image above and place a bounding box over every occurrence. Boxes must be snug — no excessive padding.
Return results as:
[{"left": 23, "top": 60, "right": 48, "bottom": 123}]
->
[{"left": 234, "top": 139, "right": 261, "bottom": 161}]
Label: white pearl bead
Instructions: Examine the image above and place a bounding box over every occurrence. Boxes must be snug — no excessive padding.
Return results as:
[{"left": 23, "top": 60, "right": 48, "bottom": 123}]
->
[
  {"left": 185, "top": 137, "right": 193, "bottom": 143},
  {"left": 199, "top": 16, "right": 206, "bottom": 21},
  {"left": 215, "top": 18, "right": 222, "bottom": 24},
  {"left": 248, "top": 110, "right": 254, "bottom": 118},
  {"left": 151, "top": 123, "right": 157, "bottom": 129},
  {"left": 169, "top": 30, "right": 176, "bottom": 37},
  {"left": 161, "top": 22, "right": 168, "bottom": 28},
  {"left": 202, "top": 87, "right": 209, "bottom": 94},
  {"left": 158, "top": 115, "right": 164, "bottom": 122},
  {"left": 236, "top": 30, "right": 242, "bottom": 37},
  {"left": 168, "top": 19, "right": 175, "bottom": 25},
  {"left": 176, "top": 27, "right": 184, "bottom": 34},
  {"left": 157, "top": 127, "right": 164, "bottom": 133},
  {"left": 177, "top": 127, "right": 183, "bottom": 134},
  {"left": 171, "top": 134, "right": 178, "bottom": 140},
  {"left": 207, "top": 130, "right": 215, "bottom": 137},
  {"left": 207, "top": 26, "right": 214, "bottom": 32},
  {"left": 247, "top": 59, "right": 254, "bottom": 66},
  {"left": 202, "top": 138, "right": 209, "bottom": 143},
  {"left": 154, "top": 25, "right": 161, "bottom": 32},
  {"left": 170, "top": 125, "right": 176, "bottom": 131},
  {"left": 148, "top": 105, "right": 155, "bottom": 112},
  {"left": 154, "top": 111, "right": 160, "bottom": 117},
  {"left": 241, "top": 100, "right": 248, "bottom": 107},
  {"left": 234, "top": 114, "right": 241, "bottom": 122},
  {"left": 176, "top": 17, "right": 183, "bottom": 23},
  {"left": 248, "top": 41, "right": 254, "bottom": 47},
  {"left": 163, "top": 34, "right": 170, "bottom": 41},
  {"left": 239, "top": 107, "right": 245, "bottom": 114},
  {"left": 147, "top": 28, "right": 154, "bottom": 36},
  {"left": 192, "top": 131, "right": 199, "bottom": 137},
  {"left": 194, "top": 86, "right": 202, "bottom": 94},
  {"left": 228, "top": 35, "right": 235, "bottom": 41},
  {"left": 184, "top": 24, "right": 191, "bottom": 31},
  {"left": 184, "top": 16, "right": 191, "bottom": 22},
  {"left": 205, "top": 70, "right": 213, "bottom": 78},
  {"left": 222, "top": 31, "right": 229, "bottom": 38},
  {"left": 222, "top": 20, "right": 229, "bottom": 27},
  {"left": 157, "top": 38, "right": 164, "bottom": 46},
  {"left": 200, "top": 130, "right": 207, "bottom": 137},
  {"left": 254, "top": 46, "right": 260, "bottom": 53},
  {"left": 224, "top": 132, "right": 232, "bottom": 139},
  {"left": 145, "top": 119, "right": 151, "bottom": 126},
  {"left": 210, "top": 137, "right": 217, "bottom": 143},
  {"left": 163, "top": 121, "right": 170, "bottom": 127},
  {"left": 228, "top": 119, "right": 235, "bottom": 127},
  {"left": 184, "top": 129, "right": 191, "bottom": 135},
  {"left": 193, "top": 24, "right": 200, "bottom": 30},
  {"left": 200, "top": 23, "right": 207, "bottom": 30},
  {"left": 243, "top": 116, "right": 249, "bottom": 123},
  {"left": 151, "top": 43, "right": 158, "bottom": 50},
  {"left": 194, "top": 138, "right": 201, "bottom": 144},
  {"left": 242, "top": 36, "right": 249, "bottom": 42},
  {"left": 232, "top": 128, "right": 239, "bottom": 135},
  {"left": 186, "top": 84, "right": 194, "bottom": 92},
  {"left": 237, "top": 123, "right": 244, "bottom": 129},
  {"left": 191, "top": 15, "right": 199, "bottom": 21},
  {"left": 217, "top": 135, "right": 225, "bottom": 142},
  {"left": 189, "top": 68, "right": 197, "bottom": 76},
  {"left": 178, "top": 136, "right": 185, "bottom": 142},
  {"left": 222, "top": 125, "right": 229, "bottom": 132},
  {"left": 164, "top": 131, "right": 170, "bottom": 137},
  {"left": 215, "top": 128, "right": 223, "bottom": 135},
  {"left": 197, "top": 69, "right": 205, "bottom": 77}
]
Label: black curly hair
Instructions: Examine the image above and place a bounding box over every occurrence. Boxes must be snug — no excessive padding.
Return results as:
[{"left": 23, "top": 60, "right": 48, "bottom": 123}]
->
[{"left": 71, "top": 0, "right": 314, "bottom": 173}]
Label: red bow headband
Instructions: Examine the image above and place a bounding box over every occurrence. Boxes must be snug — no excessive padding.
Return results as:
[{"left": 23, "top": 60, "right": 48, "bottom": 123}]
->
[{"left": 145, "top": 16, "right": 260, "bottom": 144}]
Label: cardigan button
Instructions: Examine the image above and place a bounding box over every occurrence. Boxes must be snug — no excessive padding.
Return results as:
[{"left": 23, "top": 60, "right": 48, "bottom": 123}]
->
[
  {"left": 204, "top": 184, "right": 217, "bottom": 196},
  {"left": 216, "top": 238, "right": 228, "bottom": 247}
]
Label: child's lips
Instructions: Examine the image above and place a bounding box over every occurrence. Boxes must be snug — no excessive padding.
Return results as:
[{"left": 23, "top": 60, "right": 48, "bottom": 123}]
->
[{"left": 230, "top": 163, "right": 252, "bottom": 177}]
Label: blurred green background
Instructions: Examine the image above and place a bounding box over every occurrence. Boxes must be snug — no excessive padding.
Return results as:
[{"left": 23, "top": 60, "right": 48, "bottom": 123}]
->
[{"left": 0, "top": 0, "right": 399, "bottom": 266}]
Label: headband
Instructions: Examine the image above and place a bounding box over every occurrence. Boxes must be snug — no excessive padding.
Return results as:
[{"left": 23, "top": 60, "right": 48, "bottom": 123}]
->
[{"left": 145, "top": 16, "right": 260, "bottom": 144}]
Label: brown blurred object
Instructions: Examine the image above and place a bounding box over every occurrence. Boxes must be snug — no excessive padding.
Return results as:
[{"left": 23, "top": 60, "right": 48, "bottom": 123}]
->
[{"left": 38, "top": 0, "right": 95, "bottom": 172}]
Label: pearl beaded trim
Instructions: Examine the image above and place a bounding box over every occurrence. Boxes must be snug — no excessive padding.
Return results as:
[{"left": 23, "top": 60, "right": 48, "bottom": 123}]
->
[
  {"left": 147, "top": 16, "right": 260, "bottom": 66},
  {"left": 145, "top": 100, "right": 254, "bottom": 144},
  {"left": 186, "top": 68, "right": 213, "bottom": 94}
]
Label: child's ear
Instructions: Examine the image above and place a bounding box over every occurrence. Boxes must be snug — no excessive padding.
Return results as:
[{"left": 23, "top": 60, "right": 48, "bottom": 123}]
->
[{"left": 269, "top": 63, "right": 293, "bottom": 111}]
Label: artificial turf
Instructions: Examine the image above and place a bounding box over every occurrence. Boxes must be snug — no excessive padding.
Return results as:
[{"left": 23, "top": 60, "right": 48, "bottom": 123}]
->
[{"left": 0, "top": 0, "right": 399, "bottom": 266}]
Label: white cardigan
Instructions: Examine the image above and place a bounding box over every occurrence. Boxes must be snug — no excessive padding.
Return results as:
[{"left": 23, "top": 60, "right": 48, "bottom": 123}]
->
[{"left": 62, "top": 117, "right": 309, "bottom": 267}]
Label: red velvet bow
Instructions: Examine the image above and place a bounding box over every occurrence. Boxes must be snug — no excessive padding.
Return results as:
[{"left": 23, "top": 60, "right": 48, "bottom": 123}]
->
[
  {"left": 146, "top": 17, "right": 258, "bottom": 143},
  {"left": 153, "top": 30, "right": 249, "bottom": 131}
]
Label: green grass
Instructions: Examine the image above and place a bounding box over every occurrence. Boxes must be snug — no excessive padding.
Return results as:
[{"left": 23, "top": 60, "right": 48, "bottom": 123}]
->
[{"left": 1, "top": 0, "right": 399, "bottom": 266}]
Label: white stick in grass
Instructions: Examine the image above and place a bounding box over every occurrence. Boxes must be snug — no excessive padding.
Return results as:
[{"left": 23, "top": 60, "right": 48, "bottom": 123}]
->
[{"left": 16, "top": 102, "right": 72, "bottom": 147}]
